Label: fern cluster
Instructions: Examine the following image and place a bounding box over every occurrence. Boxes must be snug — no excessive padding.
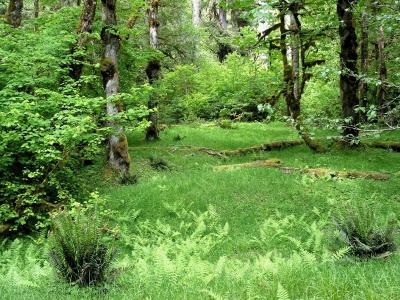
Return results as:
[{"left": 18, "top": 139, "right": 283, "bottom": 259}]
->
[
  {"left": 334, "top": 204, "right": 397, "bottom": 258},
  {"left": 48, "top": 212, "right": 115, "bottom": 286}
]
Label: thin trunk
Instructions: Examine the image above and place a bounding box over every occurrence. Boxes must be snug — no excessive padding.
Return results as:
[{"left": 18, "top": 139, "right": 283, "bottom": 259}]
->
[
  {"left": 34, "top": 0, "right": 39, "bottom": 18},
  {"left": 218, "top": 6, "right": 227, "bottom": 30},
  {"left": 279, "top": 13, "right": 294, "bottom": 118},
  {"left": 145, "top": 0, "right": 160, "bottom": 141},
  {"left": 289, "top": 13, "right": 300, "bottom": 105},
  {"left": 192, "top": 0, "right": 201, "bottom": 26},
  {"left": 216, "top": 4, "right": 232, "bottom": 62},
  {"left": 377, "top": 25, "right": 387, "bottom": 112},
  {"left": 6, "top": 0, "right": 23, "bottom": 27},
  {"left": 101, "top": 0, "right": 131, "bottom": 174},
  {"left": 279, "top": 2, "right": 325, "bottom": 152},
  {"left": 359, "top": 11, "right": 368, "bottom": 109},
  {"left": 69, "top": 0, "right": 97, "bottom": 81},
  {"left": 337, "top": 0, "right": 360, "bottom": 141}
]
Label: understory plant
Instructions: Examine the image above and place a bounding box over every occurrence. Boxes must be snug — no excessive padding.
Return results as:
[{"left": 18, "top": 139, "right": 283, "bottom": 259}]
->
[
  {"left": 48, "top": 211, "right": 115, "bottom": 286},
  {"left": 333, "top": 203, "right": 397, "bottom": 258}
]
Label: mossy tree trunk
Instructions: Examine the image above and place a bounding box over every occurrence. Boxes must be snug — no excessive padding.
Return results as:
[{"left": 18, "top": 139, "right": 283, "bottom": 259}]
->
[
  {"left": 34, "top": 0, "right": 39, "bottom": 18},
  {"left": 278, "top": 1, "right": 325, "bottom": 153},
  {"left": 337, "top": 0, "right": 360, "bottom": 142},
  {"left": 145, "top": 0, "right": 161, "bottom": 141},
  {"left": 69, "top": 0, "right": 97, "bottom": 81},
  {"left": 6, "top": 0, "right": 23, "bottom": 27},
  {"left": 377, "top": 25, "right": 387, "bottom": 113},
  {"left": 101, "top": 0, "right": 131, "bottom": 175}
]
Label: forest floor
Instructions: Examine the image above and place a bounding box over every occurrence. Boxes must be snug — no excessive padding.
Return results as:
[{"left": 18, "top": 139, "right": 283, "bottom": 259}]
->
[{"left": 1, "top": 122, "right": 400, "bottom": 299}]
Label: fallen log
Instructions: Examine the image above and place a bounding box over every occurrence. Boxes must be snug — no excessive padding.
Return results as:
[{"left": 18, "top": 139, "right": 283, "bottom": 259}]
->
[
  {"left": 128, "top": 140, "right": 304, "bottom": 158},
  {"left": 365, "top": 141, "right": 400, "bottom": 152},
  {"left": 214, "top": 160, "right": 390, "bottom": 181},
  {"left": 299, "top": 168, "right": 390, "bottom": 181},
  {"left": 213, "top": 159, "right": 282, "bottom": 171},
  {"left": 208, "top": 140, "right": 304, "bottom": 157}
]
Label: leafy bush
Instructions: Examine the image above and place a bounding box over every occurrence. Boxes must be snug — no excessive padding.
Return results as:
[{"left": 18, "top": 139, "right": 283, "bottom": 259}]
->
[
  {"left": 157, "top": 54, "right": 282, "bottom": 123},
  {"left": 0, "top": 17, "right": 148, "bottom": 234},
  {"left": 218, "top": 119, "right": 238, "bottom": 130},
  {"left": 48, "top": 212, "right": 116, "bottom": 286},
  {"left": 333, "top": 204, "right": 397, "bottom": 258}
]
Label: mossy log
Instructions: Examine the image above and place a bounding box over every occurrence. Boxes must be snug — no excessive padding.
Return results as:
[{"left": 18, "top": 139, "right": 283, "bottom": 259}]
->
[
  {"left": 365, "top": 141, "right": 400, "bottom": 152},
  {"left": 214, "top": 160, "right": 390, "bottom": 181},
  {"left": 213, "top": 159, "right": 282, "bottom": 172},
  {"left": 128, "top": 140, "right": 304, "bottom": 158},
  {"left": 203, "top": 140, "right": 304, "bottom": 157}
]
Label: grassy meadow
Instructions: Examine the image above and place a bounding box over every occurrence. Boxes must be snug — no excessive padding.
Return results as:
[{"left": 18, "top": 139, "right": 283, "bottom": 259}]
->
[{"left": 1, "top": 122, "right": 399, "bottom": 299}]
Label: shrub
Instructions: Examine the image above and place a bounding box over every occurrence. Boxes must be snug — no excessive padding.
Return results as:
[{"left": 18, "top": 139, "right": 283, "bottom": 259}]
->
[
  {"left": 218, "top": 119, "right": 237, "bottom": 130},
  {"left": 48, "top": 212, "right": 115, "bottom": 286},
  {"left": 333, "top": 204, "right": 397, "bottom": 258},
  {"left": 149, "top": 156, "right": 171, "bottom": 171}
]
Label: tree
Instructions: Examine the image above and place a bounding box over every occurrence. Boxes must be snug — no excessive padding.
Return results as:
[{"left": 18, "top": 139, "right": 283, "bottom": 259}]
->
[
  {"left": 192, "top": 0, "right": 201, "bottom": 26},
  {"left": 145, "top": 0, "right": 161, "bottom": 141},
  {"left": 6, "top": 0, "right": 23, "bottom": 27},
  {"left": 69, "top": 0, "right": 97, "bottom": 81},
  {"left": 337, "top": 0, "right": 359, "bottom": 142},
  {"left": 275, "top": 0, "right": 325, "bottom": 152},
  {"left": 376, "top": 23, "right": 387, "bottom": 113},
  {"left": 359, "top": 8, "right": 369, "bottom": 110},
  {"left": 101, "top": 0, "right": 131, "bottom": 174}
]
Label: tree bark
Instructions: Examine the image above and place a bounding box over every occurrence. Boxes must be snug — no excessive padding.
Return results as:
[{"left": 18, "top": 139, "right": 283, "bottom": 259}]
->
[
  {"left": 278, "top": 1, "right": 325, "bottom": 152},
  {"left": 377, "top": 25, "right": 387, "bottom": 112},
  {"left": 192, "top": 0, "right": 201, "bottom": 26},
  {"left": 6, "top": 0, "right": 23, "bottom": 27},
  {"left": 359, "top": 11, "right": 369, "bottom": 110},
  {"left": 69, "top": 0, "right": 97, "bottom": 81},
  {"left": 337, "top": 0, "right": 360, "bottom": 142},
  {"left": 101, "top": 0, "right": 131, "bottom": 174},
  {"left": 145, "top": 0, "right": 160, "bottom": 141},
  {"left": 218, "top": 6, "right": 227, "bottom": 30},
  {"left": 34, "top": 0, "right": 39, "bottom": 18}
]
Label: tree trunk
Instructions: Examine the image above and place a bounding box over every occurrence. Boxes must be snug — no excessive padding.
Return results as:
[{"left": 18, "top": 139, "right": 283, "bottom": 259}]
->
[
  {"left": 216, "top": 4, "right": 232, "bottom": 62},
  {"left": 192, "top": 0, "right": 201, "bottom": 26},
  {"left": 6, "top": 0, "right": 23, "bottom": 27},
  {"left": 218, "top": 6, "right": 227, "bottom": 30},
  {"left": 337, "top": 0, "right": 360, "bottom": 142},
  {"left": 69, "top": 0, "right": 97, "bottom": 81},
  {"left": 377, "top": 25, "right": 387, "bottom": 113},
  {"left": 279, "top": 14, "right": 295, "bottom": 118},
  {"left": 34, "top": 0, "right": 39, "bottom": 18},
  {"left": 145, "top": 0, "right": 160, "bottom": 141},
  {"left": 289, "top": 14, "right": 300, "bottom": 107},
  {"left": 101, "top": 0, "right": 131, "bottom": 174},
  {"left": 279, "top": 2, "right": 325, "bottom": 153},
  {"left": 359, "top": 11, "right": 369, "bottom": 110}
]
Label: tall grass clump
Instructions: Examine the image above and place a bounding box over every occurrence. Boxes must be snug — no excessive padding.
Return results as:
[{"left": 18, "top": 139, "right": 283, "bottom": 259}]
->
[
  {"left": 48, "top": 212, "right": 115, "bottom": 286},
  {"left": 334, "top": 203, "right": 397, "bottom": 258}
]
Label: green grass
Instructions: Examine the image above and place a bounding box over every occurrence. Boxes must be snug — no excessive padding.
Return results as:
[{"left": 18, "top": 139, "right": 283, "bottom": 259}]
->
[{"left": 1, "top": 122, "right": 400, "bottom": 299}]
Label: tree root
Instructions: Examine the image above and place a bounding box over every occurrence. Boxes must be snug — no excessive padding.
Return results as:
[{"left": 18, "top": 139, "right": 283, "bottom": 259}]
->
[{"left": 214, "top": 160, "right": 390, "bottom": 180}]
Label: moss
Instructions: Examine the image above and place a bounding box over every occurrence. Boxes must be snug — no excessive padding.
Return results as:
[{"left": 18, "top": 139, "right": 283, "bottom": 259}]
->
[
  {"left": 115, "top": 134, "right": 130, "bottom": 164},
  {"left": 366, "top": 141, "right": 400, "bottom": 152}
]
